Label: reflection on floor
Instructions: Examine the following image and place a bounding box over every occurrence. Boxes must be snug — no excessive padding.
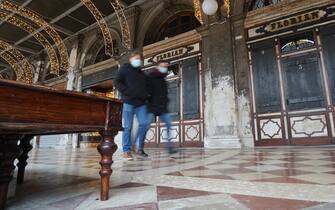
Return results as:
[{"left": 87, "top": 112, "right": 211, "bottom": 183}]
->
[{"left": 7, "top": 147, "right": 335, "bottom": 210}]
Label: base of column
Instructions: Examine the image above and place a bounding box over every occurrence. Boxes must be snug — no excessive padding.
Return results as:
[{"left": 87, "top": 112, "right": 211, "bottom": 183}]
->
[
  {"left": 204, "top": 136, "right": 242, "bottom": 149},
  {"left": 240, "top": 137, "right": 255, "bottom": 148},
  {"left": 55, "top": 134, "right": 74, "bottom": 149},
  {"left": 54, "top": 144, "right": 73, "bottom": 149},
  {"left": 7, "top": 178, "right": 16, "bottom": 199}
]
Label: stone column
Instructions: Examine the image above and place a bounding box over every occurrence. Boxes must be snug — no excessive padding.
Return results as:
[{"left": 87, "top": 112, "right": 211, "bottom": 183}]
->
[
  {"left": 233, "top": 19, "right": 254, "bottom": 148},
  {"left": 58, "top": 38, "right": 83, "bottom": 149},
  {"left": 66, "top": 42, "right": 79, "bottom": 91},
  {"left": 201, "top": 21, "right": 242, "bottom": 148},
  {"left": 32, "top": 60, "right": 43, "bottom": 84},
  {"left": 32, "top": 56, "right": 45, "bottom": 148}
]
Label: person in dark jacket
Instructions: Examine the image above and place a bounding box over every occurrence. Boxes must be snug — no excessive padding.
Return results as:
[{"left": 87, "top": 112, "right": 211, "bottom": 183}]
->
[
  {"left": 114, "top": 50, "right": 149, "bottom": 160},
  {"left": 145, "top": 60, "right": 177, "bottom": 154}
]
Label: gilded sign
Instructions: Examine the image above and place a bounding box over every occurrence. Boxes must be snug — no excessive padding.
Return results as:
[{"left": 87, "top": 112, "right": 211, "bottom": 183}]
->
[
  {"left": 144, "top": 43, "right": 200, "bottom": 66},
  {"left": 267, "top": 11, "right": 323, "bottom": 32},
  {"left": 151, "top": 47, "right": 189, "bottom": 63},
  {"left": 248, "top": 5, "right": 335, "bottom": 39}
]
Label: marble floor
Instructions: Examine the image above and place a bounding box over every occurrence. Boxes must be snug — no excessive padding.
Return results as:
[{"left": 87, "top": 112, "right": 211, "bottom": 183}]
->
[{"left": 6, "top": 146, "right": 335, "bottom": 210}]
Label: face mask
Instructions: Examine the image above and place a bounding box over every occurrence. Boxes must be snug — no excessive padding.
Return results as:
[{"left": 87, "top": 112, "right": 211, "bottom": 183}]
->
[
  {"left": 130, "top": 59, "right": 142, "bottom": 68},
  {"left": 158, "top": 67, "right": 168, "bottom": 74}
]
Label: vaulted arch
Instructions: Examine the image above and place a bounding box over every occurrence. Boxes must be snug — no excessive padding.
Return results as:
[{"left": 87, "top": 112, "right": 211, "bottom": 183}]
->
[
  {"left": 144, "top": 10, "right": 200, "bottom": 46},
  {"left": 0, "top": 52, "right": 25, "bottom": 82},
  {"left": 1, "top": 0, "right": 69, "bottom": 72},
  {"left": 82, "top": 28, "right": 122, "bottom": 67},
  {"left": 0, "top": 40, "right": 33, "bottom": 83},
  {"left": 0, "top": 11, "right": 60, "bottom": 75},
  {"left": 141, "top": 3, "right": 197, "bottom": 47}
]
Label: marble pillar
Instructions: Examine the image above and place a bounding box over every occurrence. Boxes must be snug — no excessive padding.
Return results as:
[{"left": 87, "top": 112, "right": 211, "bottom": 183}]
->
[
  {"left": 32, "top": 60, "right": 43, "bottom": 84},
  {"left": 201, "top": 22, "right": 242, "bottom": 149},
  {"left": 57, "top": 41, "right": 82, "bottom": 149},
  {"left": 233, "top": 20, "right": 254, "bottom": 148}
]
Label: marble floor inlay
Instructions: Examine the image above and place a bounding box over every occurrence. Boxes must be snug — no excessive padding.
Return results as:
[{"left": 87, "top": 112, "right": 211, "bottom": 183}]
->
[{"left": 6, "top": 146, "right": 335, "bottom": 209}]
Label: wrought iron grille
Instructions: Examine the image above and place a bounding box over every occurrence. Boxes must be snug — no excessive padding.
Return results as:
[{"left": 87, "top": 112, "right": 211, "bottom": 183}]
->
[{"left": 248, "top": 0, "right": 282, "bottom": 11}]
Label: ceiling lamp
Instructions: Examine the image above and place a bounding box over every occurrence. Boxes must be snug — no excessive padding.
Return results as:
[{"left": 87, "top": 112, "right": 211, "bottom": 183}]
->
[{"left": 202, "top": 0, "right": 218, "bottom": 16}]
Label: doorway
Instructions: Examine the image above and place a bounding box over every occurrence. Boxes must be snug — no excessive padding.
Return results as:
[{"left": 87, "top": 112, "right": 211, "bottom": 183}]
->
[
  {"left": 145, "top": 56, "right": 204, "bottom": 147},
  {"left": 249, "top": 30, "right": 334, "bottom": 146}
]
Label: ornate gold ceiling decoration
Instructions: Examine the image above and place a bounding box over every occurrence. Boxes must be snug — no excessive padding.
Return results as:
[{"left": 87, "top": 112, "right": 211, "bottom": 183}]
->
[
  {"left": 225, "top": 0, "right": 231, "bottom": 17},
  {"left": 0, "top": 40, "right": 33, "bottom": 83},
  {"left": 81, "top": 0, "right": 114, "bottom": 56},
  {"left": 0, "top": 52, "right": 26, "bottom": 82},
  {"left": 193, "top": 0, "right": 204, "bottom": 24},
  {"left": 110, "top": 0, "right": 131, "bottom": 49},
  {"left": 0, "top": 0, "right": 69, "bottom": 73},
  {"left": 0, "top": 11, "right": 60, "bottom": 75}
]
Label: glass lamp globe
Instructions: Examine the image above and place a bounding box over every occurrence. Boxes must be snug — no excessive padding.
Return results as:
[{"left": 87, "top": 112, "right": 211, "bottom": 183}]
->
[{"left": 202, "top": 0, "right": 219, "bottom": 16}]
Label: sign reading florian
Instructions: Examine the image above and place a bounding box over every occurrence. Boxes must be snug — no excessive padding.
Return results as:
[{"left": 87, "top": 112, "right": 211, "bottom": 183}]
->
[
  {"left": 269, "top": 11, "right": 321, "bottom": 32},
  {"left": 144, "top": 43, "right": 200, "bottom": 66},
  {"left": 248, "top": 5, "right": 335, "bottom": 39}
]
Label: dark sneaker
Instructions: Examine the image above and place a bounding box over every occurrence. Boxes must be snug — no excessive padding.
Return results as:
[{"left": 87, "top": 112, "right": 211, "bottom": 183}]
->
[
  {"left": 168, "top": 147, "right": 178, "bottom": 155},
  {"left": 136, "top": 150, "right": 149, "bottom": 158},
  {"left": 131, "top": 145, "right": 137, "bottom": 153},
  {"left": 123, "top": 152, "right": 133, "bottom": 161}
]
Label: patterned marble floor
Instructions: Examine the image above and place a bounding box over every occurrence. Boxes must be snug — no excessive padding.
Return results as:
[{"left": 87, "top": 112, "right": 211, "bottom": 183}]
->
[{"left": 6, "top": 146, "right": 335, "bottom": 210}]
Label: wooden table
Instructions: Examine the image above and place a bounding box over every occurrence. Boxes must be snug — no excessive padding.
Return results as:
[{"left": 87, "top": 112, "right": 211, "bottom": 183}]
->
[{"left": 0, "top": 80, "right": 123, "bottom": 210}]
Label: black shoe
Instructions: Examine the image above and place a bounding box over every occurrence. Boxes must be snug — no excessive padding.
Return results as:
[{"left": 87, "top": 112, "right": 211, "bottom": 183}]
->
[
  {"left": 168, "top": 147, "right": 178, "bottom": 155},
  {"left": 136, "top": 150, "right": 149, "bottom": 158}
]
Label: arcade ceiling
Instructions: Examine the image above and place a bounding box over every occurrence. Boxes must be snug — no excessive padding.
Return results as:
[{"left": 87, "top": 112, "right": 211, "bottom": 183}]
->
[
  {"left": 0, "top": 0, "right": 138, "bottom": 74},
  {"left": 0, "top": 0, "right": 277, "bottom": 81}
]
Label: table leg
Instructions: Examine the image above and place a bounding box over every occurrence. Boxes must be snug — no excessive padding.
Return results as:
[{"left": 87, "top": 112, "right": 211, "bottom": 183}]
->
[
  {"left": 0, "top": 135, "right": 22, "bottom": 210},
  {"left": 98, "top": 130, "right": 118, "bottom": 201},
  {"left": 17, "top": 136, "right": 33, "bottom": 184}
]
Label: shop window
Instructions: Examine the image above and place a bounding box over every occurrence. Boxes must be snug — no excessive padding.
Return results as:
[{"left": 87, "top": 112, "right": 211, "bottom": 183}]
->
[
  {"left": 248, "top": 0, "right": 282, "bottom": 11},
  {"left": 167, "top": 63, "right": 180, "bottom": 78},
  {"left": 251, "top": 41, "right": 281, "bottom": 113},
  {"left": 146, "top": 59, "right": 201, "bottom": 122},
  {"left": 280, "top": 32, "right": 315, "bottom": 54},
  {"left": 282, "top": 53, "right": 325, "bottom": 111},
  {"left": 167, "top": 79, "right": 180, "bottom": 122},
  {"left": 321, "top": 25, "right": 335, "bottom": 104},
  {"left": 182, "top": 57, "right": 199, "bottom": 120}
]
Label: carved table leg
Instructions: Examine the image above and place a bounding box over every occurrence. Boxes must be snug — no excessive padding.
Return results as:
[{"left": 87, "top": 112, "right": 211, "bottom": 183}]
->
[
  {"left": 0, "top": 135, "right": 22, "bottom": 210},
  {"left": 98, "top": 130, "right": 118, "bottom": 201},
  {"left": 17, "top": 136, "right": 33, "bottom": 184}
]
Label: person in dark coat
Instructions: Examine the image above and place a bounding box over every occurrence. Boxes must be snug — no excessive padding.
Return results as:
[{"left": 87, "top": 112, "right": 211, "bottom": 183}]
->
[
  {"left": 146, "top": 60, "right": 177, "bottom": 154},
  {"left": 114, "top": 50, "right": 149, "bottom": 160}
]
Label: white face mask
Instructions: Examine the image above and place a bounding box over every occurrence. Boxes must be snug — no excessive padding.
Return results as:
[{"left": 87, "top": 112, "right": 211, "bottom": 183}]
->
[
  {"left": 130, "top": 59, "right": 142, "bottom": 68},
  {"left": 158, "top": 67, "right": 168, "bottom": 74}
]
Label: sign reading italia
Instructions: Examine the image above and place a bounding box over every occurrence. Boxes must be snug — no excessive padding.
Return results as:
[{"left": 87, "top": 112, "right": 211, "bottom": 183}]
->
[
  {"left": 144, "top": 43, "right": 200, "bottom": 66},
  {"left": 248, "top": 5, "right": 335, "bottom": 39}
]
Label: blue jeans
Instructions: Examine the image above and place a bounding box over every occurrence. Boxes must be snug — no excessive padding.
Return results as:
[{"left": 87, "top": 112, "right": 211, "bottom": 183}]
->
[
  {"left": 122, "top": 103, "right": 147, "bottom": 152},
  {"left": 146, "top": 113, "right": 173, "bottom": 148}
]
